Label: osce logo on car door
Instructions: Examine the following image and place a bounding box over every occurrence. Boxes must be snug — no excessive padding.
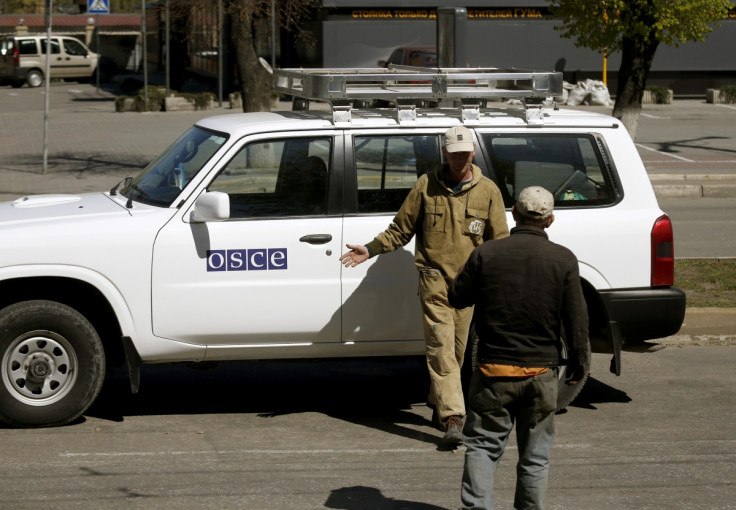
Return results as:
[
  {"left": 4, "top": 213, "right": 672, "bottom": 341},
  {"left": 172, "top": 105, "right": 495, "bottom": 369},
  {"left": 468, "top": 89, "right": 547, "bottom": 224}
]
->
[{"left": 207, "top": 249, "right": 288, "bottom": 272}]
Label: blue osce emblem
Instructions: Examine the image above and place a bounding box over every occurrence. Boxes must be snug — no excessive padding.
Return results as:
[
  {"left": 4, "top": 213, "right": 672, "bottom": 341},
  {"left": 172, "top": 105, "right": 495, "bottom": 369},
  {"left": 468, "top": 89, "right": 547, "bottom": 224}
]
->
[{"left": 207, "top": 248, "right": 288, "bottom": 272}]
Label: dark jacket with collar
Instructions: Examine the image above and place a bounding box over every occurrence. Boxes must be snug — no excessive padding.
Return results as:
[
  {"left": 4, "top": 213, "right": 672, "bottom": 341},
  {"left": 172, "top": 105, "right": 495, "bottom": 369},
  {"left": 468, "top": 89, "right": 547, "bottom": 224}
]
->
[{"left": 448, "top": 225, "right": 590, "bottom": 369}]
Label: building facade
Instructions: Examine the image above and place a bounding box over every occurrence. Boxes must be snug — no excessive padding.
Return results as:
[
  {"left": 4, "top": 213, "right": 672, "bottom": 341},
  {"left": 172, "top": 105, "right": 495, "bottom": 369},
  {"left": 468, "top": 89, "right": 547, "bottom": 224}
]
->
[{"left": 320, "top": 0, "right": 736, "bottom": 95}]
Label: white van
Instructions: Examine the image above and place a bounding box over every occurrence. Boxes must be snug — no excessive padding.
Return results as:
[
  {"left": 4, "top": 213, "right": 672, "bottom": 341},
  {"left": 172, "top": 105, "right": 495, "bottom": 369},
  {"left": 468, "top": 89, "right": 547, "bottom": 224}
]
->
[{"left": 0, "top": 34, "right": 99, "bottom": 88}]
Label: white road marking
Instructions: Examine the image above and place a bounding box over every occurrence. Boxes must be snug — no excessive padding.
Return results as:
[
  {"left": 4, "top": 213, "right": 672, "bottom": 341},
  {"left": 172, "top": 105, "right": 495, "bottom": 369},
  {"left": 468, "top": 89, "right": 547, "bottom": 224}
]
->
[{"left": 636, "top": 143, "right": 695, "bottom": 162}]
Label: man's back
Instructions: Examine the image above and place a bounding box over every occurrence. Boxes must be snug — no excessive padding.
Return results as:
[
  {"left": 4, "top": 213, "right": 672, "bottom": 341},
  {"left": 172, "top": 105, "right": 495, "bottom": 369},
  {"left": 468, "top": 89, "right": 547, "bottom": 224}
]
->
[{"left": 450, "top": 225, "right": 587, "bottom": 368}]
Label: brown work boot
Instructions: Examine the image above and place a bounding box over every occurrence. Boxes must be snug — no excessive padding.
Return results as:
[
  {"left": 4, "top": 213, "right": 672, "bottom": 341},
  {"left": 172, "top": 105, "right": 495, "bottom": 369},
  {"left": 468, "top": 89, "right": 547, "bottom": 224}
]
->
[{"left": 442, "top": 415, "right": 463, "bottom": 446}]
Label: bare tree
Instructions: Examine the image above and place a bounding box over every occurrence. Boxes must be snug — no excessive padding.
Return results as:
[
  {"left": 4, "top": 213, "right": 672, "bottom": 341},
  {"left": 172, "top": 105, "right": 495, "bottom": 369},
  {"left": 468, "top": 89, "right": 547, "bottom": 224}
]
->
[{"left": 226, "top": 0, "right": 319, "bottom": 112}]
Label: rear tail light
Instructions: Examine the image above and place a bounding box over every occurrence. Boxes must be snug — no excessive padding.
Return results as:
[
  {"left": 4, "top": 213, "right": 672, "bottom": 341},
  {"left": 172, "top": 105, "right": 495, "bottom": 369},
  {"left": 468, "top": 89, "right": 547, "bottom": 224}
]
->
[
  {"left": 651, "top": 214, "right": 675, "bottom": 287},
  {"left": 13, "top": 46, "right": 19, "bottom": 65}
]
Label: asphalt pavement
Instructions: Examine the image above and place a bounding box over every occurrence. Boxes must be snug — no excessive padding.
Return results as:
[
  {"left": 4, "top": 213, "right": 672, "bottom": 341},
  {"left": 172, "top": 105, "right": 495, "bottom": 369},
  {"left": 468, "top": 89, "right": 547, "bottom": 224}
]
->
[{"left": 0, "top": 80, "right": 734, "bottom": 343}]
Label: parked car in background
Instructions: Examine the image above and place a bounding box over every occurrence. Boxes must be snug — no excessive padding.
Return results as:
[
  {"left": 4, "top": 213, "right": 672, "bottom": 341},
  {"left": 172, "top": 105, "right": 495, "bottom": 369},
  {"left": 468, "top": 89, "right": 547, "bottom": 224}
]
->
[
  {"left": 378, "top": 46, "right": 437, "bottom": 68},
  {"left": 0, "top": 34, "right": 99, "bottom": 88}
]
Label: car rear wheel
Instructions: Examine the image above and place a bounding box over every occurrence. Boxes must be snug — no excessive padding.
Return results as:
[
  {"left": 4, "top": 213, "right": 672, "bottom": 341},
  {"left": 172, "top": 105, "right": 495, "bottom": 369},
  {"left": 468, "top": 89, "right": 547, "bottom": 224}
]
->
[
  {"left": 0, "top": 300, "right": 106, "bottom": 428},
  {"left": 26, "top": 69, "right": 43, "bottom": 88}
]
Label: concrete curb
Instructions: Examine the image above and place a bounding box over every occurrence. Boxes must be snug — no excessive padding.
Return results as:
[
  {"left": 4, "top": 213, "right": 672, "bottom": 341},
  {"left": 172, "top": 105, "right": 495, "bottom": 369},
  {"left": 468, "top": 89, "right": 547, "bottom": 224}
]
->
[
  {"left": 655, "top": 308, "right": 736, "bottom": 346},
  {"left": 653, "top": 184, "right": 736, "bottom": 199},
  {"left": 651, "top": 174, "right": 736, "bottom": 199}
]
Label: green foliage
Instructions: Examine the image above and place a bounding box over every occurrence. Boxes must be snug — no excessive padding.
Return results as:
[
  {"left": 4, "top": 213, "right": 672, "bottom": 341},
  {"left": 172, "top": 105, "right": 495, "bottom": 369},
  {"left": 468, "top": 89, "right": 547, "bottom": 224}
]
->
[
  {"left": 110, "top": 0, "right": 140, "bottom": 13},
  {"left": 177, "top": 92, "right": 216, "bottom": 110},
  {"left": 645, "top": 85, "right": 671, "bottom": 103},
  {"left": 550, "top": 0, "right": 734, "bottom": 53},
  {"left": 676, "top": 259, "right": 736, "bottom": 308},
  {"left": 720, "top": 85, "right": 736, "bottom": 104},
  {"left": 115, "top": 89, "right": 215, "bottom": 112},
  {"left": 135, "top": 86, "right": 166, "bottom": 112}
]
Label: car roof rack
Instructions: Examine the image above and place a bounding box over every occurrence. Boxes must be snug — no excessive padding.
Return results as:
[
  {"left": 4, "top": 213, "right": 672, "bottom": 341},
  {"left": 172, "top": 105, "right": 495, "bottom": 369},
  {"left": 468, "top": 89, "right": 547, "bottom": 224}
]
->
[{"left": 273, "top": 66, "right": 563, "bottom": 126}]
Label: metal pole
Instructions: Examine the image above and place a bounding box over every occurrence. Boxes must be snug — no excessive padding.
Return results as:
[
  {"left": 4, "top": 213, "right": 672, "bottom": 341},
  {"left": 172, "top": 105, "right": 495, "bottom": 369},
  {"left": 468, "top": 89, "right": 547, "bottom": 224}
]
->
[
  {"left": 271, "top": 0, "right": 275, "bottom": 68},
  {"left": 165, "top": 0, "right": 170, "bottom": 96},
  {"left": 141, "top": 0, "right": 148, "bottom": 110},
  {"left": 95, "top": 14, "right": 100, "bottom": 93},
  {"left": 42, "top": 0, "right": 52, "bottom": 175},
  {"left": 218, "top": 0, "right": 223, "bottom": 107}
]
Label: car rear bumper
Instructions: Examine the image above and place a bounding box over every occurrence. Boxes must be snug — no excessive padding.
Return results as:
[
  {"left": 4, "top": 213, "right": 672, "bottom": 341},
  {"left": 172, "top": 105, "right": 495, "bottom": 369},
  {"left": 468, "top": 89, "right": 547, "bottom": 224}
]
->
[{"left": 599, "top": 287, "right": 687, "bottom": 343}]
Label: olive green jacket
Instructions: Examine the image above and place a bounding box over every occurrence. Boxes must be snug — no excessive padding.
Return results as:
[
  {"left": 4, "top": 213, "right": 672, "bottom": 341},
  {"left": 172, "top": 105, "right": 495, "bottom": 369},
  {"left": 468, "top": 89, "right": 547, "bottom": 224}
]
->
[{"left": 365, "top": 164, "right": 510, "bottom": 280}]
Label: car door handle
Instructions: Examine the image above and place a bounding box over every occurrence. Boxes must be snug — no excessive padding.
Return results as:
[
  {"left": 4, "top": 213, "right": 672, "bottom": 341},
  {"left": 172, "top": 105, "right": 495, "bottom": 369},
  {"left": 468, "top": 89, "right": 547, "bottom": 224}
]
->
[{"left": 299, "top": 234, "right": 332, "bottom": 245}]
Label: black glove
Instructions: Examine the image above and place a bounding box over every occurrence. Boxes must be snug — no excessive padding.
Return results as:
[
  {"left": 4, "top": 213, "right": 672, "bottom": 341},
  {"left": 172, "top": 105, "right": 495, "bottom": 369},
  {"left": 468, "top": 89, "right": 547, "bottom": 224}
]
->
[{"left": 566, "top": 363, "right": 586, "bottom": 386}]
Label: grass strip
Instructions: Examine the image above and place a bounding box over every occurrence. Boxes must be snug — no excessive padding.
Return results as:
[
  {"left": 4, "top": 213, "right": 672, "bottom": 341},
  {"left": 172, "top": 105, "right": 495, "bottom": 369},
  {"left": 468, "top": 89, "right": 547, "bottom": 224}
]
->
[{"left": 675, "top": 258, "right": 736, "bottom": 308}]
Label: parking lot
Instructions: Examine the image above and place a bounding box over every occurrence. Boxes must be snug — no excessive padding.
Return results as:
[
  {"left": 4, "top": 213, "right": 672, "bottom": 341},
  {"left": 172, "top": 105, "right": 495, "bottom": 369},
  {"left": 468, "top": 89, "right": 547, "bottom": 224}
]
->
[{"left": 0, "top": 81, "right": 735, "bottom": 201}]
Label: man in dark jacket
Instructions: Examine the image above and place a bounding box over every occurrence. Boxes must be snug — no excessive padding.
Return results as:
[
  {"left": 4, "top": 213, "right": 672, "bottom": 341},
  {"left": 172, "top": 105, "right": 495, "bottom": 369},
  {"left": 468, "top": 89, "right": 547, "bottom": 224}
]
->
[{"left": 448, "top": 186, "right": 590, "bottom": 510}]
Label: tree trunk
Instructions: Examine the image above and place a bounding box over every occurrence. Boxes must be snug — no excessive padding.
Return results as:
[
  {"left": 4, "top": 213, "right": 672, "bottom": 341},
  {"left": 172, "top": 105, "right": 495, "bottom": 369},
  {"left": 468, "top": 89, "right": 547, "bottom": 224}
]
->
[
  {"left": 230, "top": 8, "right": 272, "bottom": 112},
  {"left": 612, "top": 36, "right": 659, "bottom": 140}
]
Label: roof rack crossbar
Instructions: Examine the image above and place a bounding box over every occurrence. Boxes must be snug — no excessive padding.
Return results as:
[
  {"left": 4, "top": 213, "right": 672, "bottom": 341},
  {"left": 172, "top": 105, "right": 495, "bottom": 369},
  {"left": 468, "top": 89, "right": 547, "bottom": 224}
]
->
[{"left": 273, "top": 66, "right": 563, "bottom": 103}]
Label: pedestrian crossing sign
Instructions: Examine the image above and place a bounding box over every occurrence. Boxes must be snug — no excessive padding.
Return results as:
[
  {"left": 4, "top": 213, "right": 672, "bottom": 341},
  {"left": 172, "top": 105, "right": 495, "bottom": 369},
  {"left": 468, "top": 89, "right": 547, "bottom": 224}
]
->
[{"left": 88, "top": 0, "right": 109, "bottom": 14}]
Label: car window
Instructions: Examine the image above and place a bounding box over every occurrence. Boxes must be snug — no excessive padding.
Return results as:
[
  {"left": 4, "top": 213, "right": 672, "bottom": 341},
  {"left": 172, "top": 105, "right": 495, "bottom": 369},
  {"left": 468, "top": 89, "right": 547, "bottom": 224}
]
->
[
  {"left": 408, "top": 50, "right": 437, "bottom": 67},
  {"left": 354, "top": 134, "right": 441, "bottom": 213},
  {"left": 62, "top": 39, "right": 87, "bottom": 56},
  {"left": 388, "top": 49, "right": 404, "bottom": 65},
  {"left": 209, "top": 136, "right": 332, "bottom": 219},
  {"left": 123, "top": 127, "right": 228, "bottom": 207},
  {"left": 18, "top": 39, "right": 37, "bottom": 55},
  {"left": 40, "top": 39, "right": 61, "bottom": 55},
  {"left": 481, "top": 133, "right": 618, "bottom": 208}
]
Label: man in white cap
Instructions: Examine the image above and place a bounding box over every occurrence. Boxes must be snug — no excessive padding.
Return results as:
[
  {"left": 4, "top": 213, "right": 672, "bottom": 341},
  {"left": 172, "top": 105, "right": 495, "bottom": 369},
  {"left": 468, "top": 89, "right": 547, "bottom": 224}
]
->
[
  {"left": 449, "top": 186, "right": 590, "bottom": 509},
  {"left": 340, "top": 126, "right": 509, "bottom": 446}
]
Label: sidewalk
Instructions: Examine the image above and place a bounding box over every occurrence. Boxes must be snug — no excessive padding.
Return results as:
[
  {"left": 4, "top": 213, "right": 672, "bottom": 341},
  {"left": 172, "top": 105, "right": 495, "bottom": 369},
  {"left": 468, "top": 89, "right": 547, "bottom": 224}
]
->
[
  {"left": 656, "top": 308, "right": 736, "bottom": 346},
  {"left": 650, "top": 173, "right": 736, "bottom": 199}
]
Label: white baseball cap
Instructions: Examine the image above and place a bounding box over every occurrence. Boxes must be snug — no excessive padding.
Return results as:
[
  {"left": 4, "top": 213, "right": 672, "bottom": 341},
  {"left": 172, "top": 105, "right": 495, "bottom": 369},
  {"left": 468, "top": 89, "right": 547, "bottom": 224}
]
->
[{"left": 443, "top": 126, "right": 474, "bottom": 153}]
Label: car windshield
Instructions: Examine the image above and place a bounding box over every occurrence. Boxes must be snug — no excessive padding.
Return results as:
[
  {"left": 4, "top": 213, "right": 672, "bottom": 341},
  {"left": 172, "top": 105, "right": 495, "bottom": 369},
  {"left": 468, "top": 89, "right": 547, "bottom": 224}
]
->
[{"left": 121, "top": 126, "right": 228, "bottom": 207}]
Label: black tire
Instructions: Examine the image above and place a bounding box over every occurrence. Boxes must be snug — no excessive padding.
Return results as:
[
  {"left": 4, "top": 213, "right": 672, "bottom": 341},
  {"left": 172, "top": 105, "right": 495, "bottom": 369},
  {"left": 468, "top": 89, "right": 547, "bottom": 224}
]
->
[
  {"left": 10, "top": 80, "right": 23, "bottom": 89},
  {"left": 26, "top": 69, "right": 43, "bottom": 88},
  {"left": 0, "top": 300, "right": 106, "bottom": 428},
  {"left": 556, "top": 334, "right": 589, "bottom": 411}
]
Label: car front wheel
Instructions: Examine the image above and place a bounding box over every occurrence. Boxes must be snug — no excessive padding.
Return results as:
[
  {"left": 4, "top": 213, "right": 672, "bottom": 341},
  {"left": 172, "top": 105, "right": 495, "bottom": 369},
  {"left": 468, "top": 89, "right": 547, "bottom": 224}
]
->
[{"left": 0, "top": 300, "right": 105, "bottom": 428}]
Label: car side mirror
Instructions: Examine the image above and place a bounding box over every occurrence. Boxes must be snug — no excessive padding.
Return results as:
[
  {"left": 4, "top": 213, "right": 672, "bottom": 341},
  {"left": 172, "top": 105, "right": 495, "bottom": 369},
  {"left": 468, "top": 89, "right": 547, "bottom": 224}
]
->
[{"left": 190, "top": 191, "right": 230, "bottom": 223}]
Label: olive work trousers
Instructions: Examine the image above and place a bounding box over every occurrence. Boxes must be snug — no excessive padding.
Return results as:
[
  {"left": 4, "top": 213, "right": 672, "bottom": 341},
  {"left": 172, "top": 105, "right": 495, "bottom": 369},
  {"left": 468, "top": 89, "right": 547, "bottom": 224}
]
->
[{"left": 419, "top": 268, "right": 474, "bottom": 423}]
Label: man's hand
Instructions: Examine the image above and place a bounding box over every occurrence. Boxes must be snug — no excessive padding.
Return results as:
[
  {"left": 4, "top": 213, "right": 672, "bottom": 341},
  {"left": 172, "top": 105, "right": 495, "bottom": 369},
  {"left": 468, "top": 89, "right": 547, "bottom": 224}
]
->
[
  {"left": 339, "top": 244, "right": 370, "bottom": 267},
  {"left": 566, "top": 364, "right": 586, "bottom": 386}
]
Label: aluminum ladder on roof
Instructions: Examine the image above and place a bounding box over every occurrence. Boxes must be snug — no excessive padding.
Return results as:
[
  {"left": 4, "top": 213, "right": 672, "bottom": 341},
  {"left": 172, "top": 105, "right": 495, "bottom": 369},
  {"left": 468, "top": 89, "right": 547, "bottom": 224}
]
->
[{"left": 272, "top": 65, "right": 564, "bottom": 125}]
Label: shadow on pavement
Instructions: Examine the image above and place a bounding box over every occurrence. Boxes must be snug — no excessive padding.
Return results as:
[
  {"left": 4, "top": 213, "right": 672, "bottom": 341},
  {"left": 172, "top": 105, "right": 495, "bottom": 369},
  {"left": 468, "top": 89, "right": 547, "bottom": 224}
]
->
[
  {"left": 325, "top": 486, "right": 448, "bottom": 510},
  {"left": 87, "top": 357, "right": 439, "bottom": 444},
  {"left": 568, "top": 376, "right": 632, "bottom": 410},
  {"left": 72, "top": 96, "right": 116, "bottom": 103},
  {"left": 84, "top": 357, "right": 631, "bottom": 443},
  {"left": 0, "top": 153, "right": 148, "bottom": 175}
]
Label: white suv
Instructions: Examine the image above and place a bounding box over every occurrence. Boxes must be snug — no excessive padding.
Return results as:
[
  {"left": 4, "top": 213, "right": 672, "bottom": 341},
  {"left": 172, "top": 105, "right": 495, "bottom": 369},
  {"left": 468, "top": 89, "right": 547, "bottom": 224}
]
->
[{"left": 0, "top": 68, "right": 685, "bottom": 427}]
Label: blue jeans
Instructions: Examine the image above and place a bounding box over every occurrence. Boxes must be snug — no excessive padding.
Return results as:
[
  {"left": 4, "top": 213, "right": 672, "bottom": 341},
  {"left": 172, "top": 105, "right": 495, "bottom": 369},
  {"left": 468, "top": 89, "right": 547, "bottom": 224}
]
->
[{"left": 460, "top": 368, "right": 558, "bottom": 510}]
